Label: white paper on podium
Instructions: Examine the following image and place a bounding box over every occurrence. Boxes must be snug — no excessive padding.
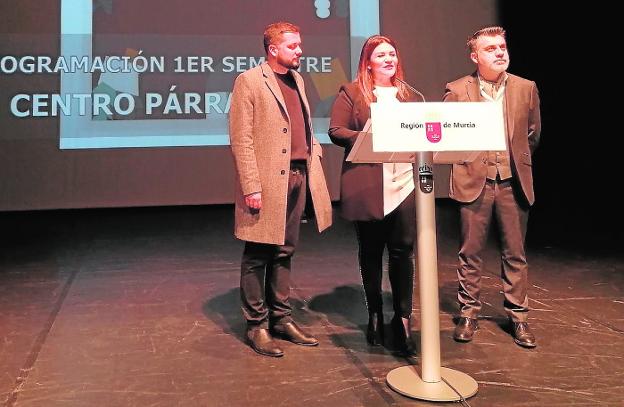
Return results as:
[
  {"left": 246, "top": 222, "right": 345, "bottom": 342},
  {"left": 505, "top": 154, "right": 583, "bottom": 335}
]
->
[
  {"left": 346, "top": 119, "right": 416, "bottom": 163},
  {"left": 371, "top": 102, "right": 506, "bottom": 152}
]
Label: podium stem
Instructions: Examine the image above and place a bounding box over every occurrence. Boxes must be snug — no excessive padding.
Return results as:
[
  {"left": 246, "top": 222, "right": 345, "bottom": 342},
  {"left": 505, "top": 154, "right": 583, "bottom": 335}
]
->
[
  {"left": 386, "top": 151, "right": 478, "bottom": 402},
  {"left": 415, "top": 151, "right": 441, "bottom": 382}
]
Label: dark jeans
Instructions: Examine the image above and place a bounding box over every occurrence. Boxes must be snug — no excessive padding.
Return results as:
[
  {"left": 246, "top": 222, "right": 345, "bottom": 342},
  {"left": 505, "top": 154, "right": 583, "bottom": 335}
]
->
[
  {"left": 457, "top": 179, "right": 530, "bottom": 322},
  {"left": 355, "top": 191, "right": 415, "bottom": 319},
  {"left": 240, "top": 163, "right": 307, "bottom": 330}
]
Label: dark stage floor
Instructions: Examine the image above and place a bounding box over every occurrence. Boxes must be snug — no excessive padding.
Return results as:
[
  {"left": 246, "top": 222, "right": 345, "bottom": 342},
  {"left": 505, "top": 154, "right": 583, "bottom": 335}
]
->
[{"left": 1, "top": 202, "right": 623, "bottom": 406}]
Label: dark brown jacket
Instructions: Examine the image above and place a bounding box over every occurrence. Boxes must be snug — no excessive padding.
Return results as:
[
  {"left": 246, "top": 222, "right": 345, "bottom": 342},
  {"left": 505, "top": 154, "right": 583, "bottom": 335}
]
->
[{"left": 444, "top": 73, "right": 541, "bottom": 205}]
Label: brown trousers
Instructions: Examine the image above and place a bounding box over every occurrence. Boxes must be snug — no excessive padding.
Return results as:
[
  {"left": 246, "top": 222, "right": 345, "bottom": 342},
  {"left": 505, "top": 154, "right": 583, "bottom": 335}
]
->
[{"left": 457, "top": 179, "right": 530, "bottom": 322}]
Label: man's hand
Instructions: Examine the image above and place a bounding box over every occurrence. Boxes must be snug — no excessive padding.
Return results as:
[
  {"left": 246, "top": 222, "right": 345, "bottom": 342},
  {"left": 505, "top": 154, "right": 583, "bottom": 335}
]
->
[{"left": 244, "top": 192, "right": 262, "bottom": 211}]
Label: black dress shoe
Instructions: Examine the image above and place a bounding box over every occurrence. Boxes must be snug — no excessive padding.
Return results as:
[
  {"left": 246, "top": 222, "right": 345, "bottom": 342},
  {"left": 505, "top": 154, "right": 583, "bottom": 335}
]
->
[
  {"left": 366, "top": 312, "right": 384, "bottom": 346},
  {"left": 511, "top": 321, "right": 537, "bottom": 348},
  {"left": 392, "top": 316, "right": 417, "bottom": 355},
  {"left": 247, "top": 328, "right": 284, "bottom": 357},
  {"left": 453, "top": 317, "right": 478, "bottom": 342},
  {"left": 271, "top": 321, "right": 319, "bottom": 346}
]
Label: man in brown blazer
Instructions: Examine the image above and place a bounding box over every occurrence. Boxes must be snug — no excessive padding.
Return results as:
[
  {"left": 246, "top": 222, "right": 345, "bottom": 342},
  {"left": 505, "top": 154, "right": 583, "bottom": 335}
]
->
[
  {"left": 444, "top": 26, "right": 541, "bottom": 348},
  {"left": 229, "top": 22, "right": 332, "bottom": 357}
]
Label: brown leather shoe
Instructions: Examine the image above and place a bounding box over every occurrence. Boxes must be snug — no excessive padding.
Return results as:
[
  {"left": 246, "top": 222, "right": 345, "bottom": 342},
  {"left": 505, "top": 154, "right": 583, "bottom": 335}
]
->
[
  {"left": 271, "top": 321, "right": 319, "bottom": 346},
  {"left": 453, "top": 317, "right": 478, "bottom": 342},
  {"left": 511, "top": 321, "right": 537, "bottom": 348},
  {"left": 247, "top": 328, "right": 284, "bottom": 357}
]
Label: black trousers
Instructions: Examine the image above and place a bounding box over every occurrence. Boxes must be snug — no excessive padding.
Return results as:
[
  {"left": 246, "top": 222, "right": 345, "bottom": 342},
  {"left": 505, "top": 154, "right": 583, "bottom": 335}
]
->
[
  {"left": 240, "top": 164, "right": 307, "bottom": 329},
  {"left": 355, "top": 191, "right": 415, "bottom": 319}
]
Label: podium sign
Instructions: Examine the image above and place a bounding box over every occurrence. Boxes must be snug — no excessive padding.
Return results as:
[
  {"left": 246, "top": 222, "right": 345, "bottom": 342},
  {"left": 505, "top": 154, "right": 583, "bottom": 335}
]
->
[{"left": 371, "top": 102, "right": 506, "bottom": 152}]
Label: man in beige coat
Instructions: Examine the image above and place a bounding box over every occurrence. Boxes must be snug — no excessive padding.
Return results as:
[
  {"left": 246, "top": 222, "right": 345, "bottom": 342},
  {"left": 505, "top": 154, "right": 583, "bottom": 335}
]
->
[
  {"left": 229, "top": 22, "right": 332, "bottom": 357},
  {"left": 444, "top": 26, "right": 541, "bottom": 348}
]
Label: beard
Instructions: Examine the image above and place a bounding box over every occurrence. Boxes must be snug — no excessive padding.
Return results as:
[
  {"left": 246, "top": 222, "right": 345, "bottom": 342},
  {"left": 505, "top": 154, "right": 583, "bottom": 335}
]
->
[{"left": 278, "top": 56, "right": 300, "bottom": 70}]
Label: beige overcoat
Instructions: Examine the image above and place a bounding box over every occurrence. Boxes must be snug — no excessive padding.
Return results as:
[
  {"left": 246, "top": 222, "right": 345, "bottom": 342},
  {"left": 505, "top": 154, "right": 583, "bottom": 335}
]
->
[{"left": 229, "top": 62, "right": 332, "bottom": 245}]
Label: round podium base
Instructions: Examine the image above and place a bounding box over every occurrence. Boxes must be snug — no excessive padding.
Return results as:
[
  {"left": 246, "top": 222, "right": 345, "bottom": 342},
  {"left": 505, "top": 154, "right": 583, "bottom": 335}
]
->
[{"left": 386, "top": 366, "right": 478, "bottom": 402}]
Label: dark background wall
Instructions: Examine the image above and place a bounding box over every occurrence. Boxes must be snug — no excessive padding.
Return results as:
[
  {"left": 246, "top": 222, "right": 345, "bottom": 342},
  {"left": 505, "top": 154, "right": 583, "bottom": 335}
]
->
[{"left": 499, "top": 3, "right": 618, "bottom": 249}]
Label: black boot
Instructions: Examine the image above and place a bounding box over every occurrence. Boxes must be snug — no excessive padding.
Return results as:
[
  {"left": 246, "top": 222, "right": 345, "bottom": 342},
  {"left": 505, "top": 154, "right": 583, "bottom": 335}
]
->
[
  {"left": 392, "top": 316, "right": 417, "bottom": 355},
  {"left": 354, "top": 221, "right": 386, "bottom": 347},
  {"left": 387, "top": 236, "right": 416, "bottom": 355},
  {"left": 366, "top": 312, "right": 384, "bottom": 346}
]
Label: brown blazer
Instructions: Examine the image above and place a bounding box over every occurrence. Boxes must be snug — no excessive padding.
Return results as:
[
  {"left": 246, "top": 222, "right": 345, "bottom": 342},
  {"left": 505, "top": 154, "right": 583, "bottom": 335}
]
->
[
  {"left": 328, "top": 82, "right": 419, "bottom": 221},
  {"left": 444, "top": 73, "right": 541, "bottom": 205},
  {"left": 229, "top": 63, "right": 332, "bottom": 245}
]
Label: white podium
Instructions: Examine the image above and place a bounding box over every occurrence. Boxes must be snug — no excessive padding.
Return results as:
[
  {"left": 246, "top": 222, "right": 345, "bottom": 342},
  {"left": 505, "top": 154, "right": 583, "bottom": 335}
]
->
[{"left": 349, "top": 101, "right": 506, "bottom": 402}]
